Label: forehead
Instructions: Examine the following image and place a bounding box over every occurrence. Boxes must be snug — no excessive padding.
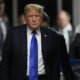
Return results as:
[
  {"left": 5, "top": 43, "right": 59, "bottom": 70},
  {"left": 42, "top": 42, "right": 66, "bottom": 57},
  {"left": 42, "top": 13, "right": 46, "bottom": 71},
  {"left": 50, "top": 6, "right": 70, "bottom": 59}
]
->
[
  {"left": 26, "top": 9, "right": 41, "bottom": 15},
  {"left": 58, "top": 12, "right": 69, "bottom": 19}
]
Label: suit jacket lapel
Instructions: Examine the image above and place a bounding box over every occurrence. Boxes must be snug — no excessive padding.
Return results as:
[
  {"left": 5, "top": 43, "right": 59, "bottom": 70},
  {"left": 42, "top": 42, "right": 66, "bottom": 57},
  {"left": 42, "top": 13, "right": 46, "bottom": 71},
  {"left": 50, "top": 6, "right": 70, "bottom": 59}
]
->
[
  {"left": 20, "top": 25, "right": 27, "bottom": 75},
  {"left": 68, "top": 30, "right": 75, "bottom": 44},
  {"left": 68, "top": 31, "right": 72, "bottom": 44},
  {"left": 40, "top": 27, "right": 48, "bottom": 73}
]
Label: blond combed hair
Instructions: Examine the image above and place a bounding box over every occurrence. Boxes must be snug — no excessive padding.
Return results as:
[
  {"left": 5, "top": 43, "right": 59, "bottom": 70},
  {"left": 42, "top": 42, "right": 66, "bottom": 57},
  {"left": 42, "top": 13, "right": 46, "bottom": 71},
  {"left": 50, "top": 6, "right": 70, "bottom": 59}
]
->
[{"left": 24, "top": 4, "right": 44, "bottom": 16}]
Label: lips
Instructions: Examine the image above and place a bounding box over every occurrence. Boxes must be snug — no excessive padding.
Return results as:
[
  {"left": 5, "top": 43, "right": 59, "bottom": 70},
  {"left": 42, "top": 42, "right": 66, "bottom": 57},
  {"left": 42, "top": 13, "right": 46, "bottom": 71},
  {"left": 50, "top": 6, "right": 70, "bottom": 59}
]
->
[{"left": 32, "top": 24, "right": 37, "bottom": 25}]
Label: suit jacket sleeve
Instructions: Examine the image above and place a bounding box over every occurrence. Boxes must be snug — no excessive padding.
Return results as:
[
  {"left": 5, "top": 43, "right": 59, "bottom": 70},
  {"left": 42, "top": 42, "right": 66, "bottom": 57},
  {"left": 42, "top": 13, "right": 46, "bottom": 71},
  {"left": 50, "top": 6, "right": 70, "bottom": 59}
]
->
[
  {"left": 58, "top": 35, "right": 75, "bottom": 80},
  {"left": 1, "top": 29, "right": 12, "bottom": 80}
]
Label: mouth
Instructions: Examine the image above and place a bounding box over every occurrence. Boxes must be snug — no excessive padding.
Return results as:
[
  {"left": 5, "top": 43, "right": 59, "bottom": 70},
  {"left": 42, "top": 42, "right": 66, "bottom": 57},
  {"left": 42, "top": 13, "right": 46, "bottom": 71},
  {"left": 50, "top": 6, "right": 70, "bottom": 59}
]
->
[{"left": 32, "top": 24, "right": 37, "bottom": 26}]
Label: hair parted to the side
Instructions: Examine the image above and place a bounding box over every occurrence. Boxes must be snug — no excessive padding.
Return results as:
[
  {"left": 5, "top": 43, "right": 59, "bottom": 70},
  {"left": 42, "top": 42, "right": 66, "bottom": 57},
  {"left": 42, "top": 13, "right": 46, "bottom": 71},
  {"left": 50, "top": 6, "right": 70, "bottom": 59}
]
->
[{"left": 24, "top": 4, "right": 44, "bottom": 16}]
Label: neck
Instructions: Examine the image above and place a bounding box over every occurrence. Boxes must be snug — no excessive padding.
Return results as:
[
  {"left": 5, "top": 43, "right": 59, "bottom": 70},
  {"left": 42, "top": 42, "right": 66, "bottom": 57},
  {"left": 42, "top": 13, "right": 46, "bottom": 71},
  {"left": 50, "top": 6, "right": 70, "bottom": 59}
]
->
[{"left": 27, "top": 25, "right": 40, "bottom": 31}]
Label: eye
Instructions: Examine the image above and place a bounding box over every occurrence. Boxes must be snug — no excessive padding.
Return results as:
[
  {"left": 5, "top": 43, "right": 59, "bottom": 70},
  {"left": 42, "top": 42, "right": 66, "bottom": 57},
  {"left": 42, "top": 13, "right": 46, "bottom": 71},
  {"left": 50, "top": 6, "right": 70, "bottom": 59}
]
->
[
  {"left": 35, "top": 15, "right": 40, "bottom": 17},
  {"left": 28, "top": 15, "right": 33, "bottom": 17}
]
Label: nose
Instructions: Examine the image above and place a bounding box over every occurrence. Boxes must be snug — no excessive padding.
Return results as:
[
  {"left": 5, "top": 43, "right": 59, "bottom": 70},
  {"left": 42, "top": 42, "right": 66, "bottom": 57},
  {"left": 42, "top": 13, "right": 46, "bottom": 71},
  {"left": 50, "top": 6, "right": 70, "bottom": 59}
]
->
[{"left": 32, "top": 16, "right": 36, "bottom": 22}]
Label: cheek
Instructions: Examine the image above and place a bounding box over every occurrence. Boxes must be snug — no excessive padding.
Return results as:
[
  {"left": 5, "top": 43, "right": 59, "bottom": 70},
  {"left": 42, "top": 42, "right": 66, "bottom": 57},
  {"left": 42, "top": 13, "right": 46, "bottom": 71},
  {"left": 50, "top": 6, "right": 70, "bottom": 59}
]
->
[
  {"left": 63, "top": 20, "right": 67, "bottom": 24},
  {"left": 26, "top": 18, "right": 32, "bottom": 23},
  {"left": 37, "top": 18, "right": 42, "bottom": 23}
]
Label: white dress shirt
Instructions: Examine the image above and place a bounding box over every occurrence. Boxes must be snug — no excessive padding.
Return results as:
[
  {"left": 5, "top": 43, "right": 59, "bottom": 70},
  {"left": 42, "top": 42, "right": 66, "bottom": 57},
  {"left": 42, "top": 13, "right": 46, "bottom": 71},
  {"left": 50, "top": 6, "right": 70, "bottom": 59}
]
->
[
  {"left": 0, "top": 18, "right": 7, "bottom": 40},
  {"left": 27, "top": 27, "right": 45, "bottom": 75},
  {"left": 0, "top": 18, "right": 7, "bottom": 61},
  {"left": 59, "top": 23, "right": 72, "bottom": 53}
]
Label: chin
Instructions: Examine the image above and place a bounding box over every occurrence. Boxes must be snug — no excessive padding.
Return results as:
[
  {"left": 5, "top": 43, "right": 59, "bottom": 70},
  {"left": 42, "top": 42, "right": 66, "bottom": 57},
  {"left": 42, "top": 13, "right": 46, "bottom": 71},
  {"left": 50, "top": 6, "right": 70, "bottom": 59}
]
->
[
  {"left": 32, "top": 27, "right": 39, "bottom": 30},
  {"left": 30, "top": 25, "right": 40, "bottom": 30}
]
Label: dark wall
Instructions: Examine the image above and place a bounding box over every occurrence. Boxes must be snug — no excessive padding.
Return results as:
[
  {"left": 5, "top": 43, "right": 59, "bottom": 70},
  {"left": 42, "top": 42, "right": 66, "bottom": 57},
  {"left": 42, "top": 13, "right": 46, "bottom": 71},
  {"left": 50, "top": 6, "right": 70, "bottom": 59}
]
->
[
  {"left": 62, "top": 0, "right": 73, "bottom": 24},
  {"left": 4, "top": 0, "right": 13, "bottom": 26}
]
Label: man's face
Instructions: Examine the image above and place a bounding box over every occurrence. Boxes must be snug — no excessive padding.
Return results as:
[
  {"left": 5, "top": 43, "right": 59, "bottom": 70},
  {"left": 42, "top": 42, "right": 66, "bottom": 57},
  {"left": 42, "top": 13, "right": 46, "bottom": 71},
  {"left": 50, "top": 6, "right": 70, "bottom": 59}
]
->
[
  {"left": 57, "top": 12, "right": 70, "bottom": 29},
  {"left": 25, "top": 9, "right": 42, "bottom": 30}
]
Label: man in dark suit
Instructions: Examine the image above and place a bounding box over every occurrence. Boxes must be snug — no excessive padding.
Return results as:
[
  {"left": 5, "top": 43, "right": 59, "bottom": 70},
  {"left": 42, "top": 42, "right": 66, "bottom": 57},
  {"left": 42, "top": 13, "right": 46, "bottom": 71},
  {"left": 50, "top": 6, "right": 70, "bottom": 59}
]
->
[
  {"left": 52, "top": 10, "right": 75, "bottom": 54},
  {"left": 1, "top": 4, "right": 74, "bottom": 80}
]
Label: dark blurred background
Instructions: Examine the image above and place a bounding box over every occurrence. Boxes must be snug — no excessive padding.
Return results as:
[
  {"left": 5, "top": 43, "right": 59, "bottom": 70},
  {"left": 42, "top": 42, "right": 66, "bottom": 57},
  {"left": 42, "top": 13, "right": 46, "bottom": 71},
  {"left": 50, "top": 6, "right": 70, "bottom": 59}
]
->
[{"left": 4, "top": 0, "right": 73, "bottom": 26}]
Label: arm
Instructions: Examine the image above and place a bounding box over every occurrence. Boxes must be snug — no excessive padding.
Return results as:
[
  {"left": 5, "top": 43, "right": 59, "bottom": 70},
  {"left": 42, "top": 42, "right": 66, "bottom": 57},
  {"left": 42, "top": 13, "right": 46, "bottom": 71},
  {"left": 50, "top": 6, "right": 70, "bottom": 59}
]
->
[{"left": 1, "top": 30, "right": 12, "bottom": 80}]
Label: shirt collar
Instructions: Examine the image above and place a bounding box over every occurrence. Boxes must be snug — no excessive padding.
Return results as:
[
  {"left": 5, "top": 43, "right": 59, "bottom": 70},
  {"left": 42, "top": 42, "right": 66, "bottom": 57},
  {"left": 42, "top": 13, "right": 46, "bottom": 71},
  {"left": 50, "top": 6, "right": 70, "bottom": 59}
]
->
[
  {"left": 27, "top": 26, "right": 40, "bottom": 35},
  {"left": 63, "top": 23, "right": 72, "bottom": 32},
  {"left": 59, "top": 23, "right": 72, "bottom": 32}
]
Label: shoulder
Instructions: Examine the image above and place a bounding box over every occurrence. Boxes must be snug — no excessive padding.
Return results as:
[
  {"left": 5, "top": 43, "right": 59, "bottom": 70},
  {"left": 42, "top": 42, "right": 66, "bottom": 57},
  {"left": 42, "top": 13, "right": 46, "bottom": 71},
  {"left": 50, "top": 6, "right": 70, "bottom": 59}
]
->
[
  {"left": 8, "top": 24, "right": 26, "bottom": 33},
  {"left": 41, "top": 27, "right": 64, "bottom": 39},
  {"left": 41, "top": 27, "right": 58, "bottom": 34}
]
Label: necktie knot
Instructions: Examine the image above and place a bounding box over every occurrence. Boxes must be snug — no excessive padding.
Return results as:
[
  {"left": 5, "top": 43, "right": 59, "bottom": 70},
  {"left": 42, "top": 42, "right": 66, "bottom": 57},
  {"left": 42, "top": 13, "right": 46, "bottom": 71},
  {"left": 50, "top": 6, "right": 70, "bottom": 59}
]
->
[{"left": 32, "top": 30, "right": 36, "bottom": 35}]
